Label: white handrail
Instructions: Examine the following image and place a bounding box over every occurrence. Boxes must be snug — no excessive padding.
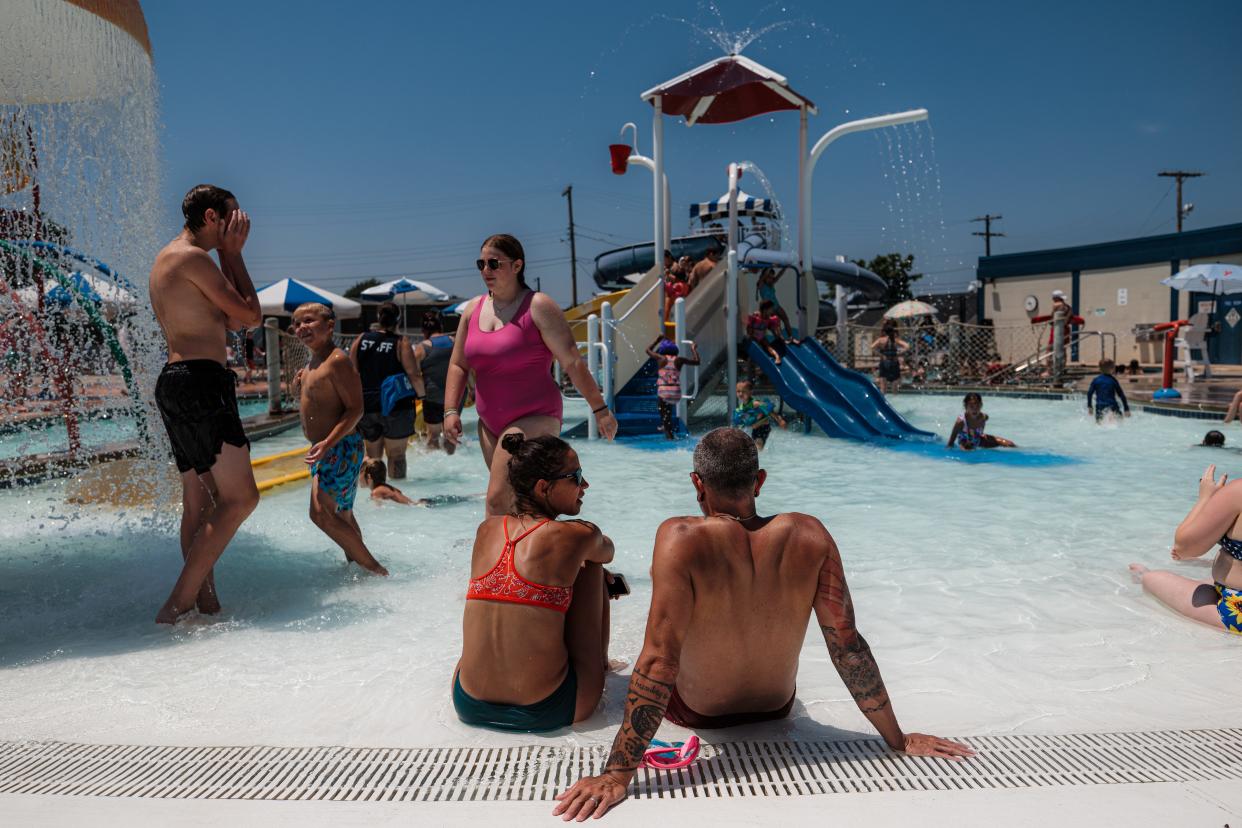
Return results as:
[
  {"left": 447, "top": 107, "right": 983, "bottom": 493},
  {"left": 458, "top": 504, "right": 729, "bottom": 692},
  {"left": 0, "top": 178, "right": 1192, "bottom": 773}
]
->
[
  {"left": 681, "top": 339, "right": 700, "bottom": 399},
  {"left": 616, "top": 274, "right": 663, "bottom": 324}
]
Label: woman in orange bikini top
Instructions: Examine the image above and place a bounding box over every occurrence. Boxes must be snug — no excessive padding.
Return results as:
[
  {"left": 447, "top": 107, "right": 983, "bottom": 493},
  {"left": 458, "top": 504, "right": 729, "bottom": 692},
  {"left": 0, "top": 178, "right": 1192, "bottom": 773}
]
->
[{"left": 454, "top": 433, "right": 617, "bottom": 732}]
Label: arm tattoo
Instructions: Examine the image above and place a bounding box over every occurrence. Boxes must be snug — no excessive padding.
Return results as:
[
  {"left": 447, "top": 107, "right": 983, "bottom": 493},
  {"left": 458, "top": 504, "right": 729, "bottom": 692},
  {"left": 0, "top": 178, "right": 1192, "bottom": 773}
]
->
[
  {"left": 821, "top": 625, "right": 891, "bottom": 713},
  {"left": 603, "top": 669, "right": 675, "bottom": 774}
]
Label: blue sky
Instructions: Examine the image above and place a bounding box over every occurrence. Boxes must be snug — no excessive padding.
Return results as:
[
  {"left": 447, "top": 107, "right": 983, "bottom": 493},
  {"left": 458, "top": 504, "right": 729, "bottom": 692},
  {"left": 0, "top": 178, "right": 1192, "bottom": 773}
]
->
[{"left": 144, "top": 0, "right": 1242, "bottom": 303}]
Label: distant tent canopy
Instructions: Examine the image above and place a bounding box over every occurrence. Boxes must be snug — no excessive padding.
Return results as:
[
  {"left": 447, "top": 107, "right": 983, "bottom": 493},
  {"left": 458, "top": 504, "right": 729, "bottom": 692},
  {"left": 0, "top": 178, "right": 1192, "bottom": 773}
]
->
[{"left": 690, "top": 190, "right": 778, "bottom": 222}]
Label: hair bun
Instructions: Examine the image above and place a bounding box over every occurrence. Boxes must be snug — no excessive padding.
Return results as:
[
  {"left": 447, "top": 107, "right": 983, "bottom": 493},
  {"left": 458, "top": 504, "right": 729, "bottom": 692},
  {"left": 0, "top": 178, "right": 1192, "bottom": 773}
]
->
[{"left": 501, "top": 433, "right": 526, "bottom": 454}]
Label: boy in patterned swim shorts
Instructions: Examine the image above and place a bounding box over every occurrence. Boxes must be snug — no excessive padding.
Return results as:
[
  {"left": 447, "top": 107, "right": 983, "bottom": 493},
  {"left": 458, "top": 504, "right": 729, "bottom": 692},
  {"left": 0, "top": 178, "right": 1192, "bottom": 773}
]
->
[{"left": 292, "top": 303, "right": 388, "bottom": 576}]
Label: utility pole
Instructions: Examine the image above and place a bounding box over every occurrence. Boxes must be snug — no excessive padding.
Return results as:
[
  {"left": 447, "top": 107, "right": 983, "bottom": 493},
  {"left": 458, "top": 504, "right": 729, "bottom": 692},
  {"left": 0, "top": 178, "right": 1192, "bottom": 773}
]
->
[
  {"left": 561, "top": 184, "right": 579, "bottom": 307},
  {"left": 971, "top": 214, "right": 1005, "bottom": 257},
  {"left": 1158, "top": 170, "right": 1203, "bottom": 232}
]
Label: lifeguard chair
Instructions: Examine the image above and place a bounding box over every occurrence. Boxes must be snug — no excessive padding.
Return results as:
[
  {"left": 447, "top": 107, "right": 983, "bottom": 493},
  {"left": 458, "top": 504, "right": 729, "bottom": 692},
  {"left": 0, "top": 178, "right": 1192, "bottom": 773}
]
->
[{"left": 1176, "top": 311, "right": 1212, "bottom": 382}]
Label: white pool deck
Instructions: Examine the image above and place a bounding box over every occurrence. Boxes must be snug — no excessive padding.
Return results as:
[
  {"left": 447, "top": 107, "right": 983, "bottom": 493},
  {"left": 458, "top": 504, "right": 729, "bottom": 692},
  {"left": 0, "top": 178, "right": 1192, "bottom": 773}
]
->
[{"left": 2, "top": 729, "right": 1240, "bottom": 826}]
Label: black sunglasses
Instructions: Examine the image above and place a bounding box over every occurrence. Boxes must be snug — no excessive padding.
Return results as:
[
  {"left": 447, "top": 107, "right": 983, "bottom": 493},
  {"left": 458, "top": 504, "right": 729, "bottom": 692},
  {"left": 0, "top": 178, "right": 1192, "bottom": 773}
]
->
[
  {"left": 475, "top": 257, "right": 513, "bottom": 272},
  {"left": 548, "top": 467, "right": 585, "bottom": 486}
]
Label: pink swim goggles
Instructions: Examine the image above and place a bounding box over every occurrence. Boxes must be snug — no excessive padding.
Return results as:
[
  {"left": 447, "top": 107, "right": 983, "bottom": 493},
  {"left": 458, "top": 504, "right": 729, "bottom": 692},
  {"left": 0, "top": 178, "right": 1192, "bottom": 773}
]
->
[{"left": 640, "top": 736, "right": 701, "bottom": 770}]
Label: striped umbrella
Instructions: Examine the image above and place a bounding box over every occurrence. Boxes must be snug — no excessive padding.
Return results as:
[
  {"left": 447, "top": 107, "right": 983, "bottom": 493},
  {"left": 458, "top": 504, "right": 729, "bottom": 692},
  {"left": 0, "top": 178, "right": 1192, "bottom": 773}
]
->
[{"left": 254, "top": 278, "right": 362, "bottom": 318}]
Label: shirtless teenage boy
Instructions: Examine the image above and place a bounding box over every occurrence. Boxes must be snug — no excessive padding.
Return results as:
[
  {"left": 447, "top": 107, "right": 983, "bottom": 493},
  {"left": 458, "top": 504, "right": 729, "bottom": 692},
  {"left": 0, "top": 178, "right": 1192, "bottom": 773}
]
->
[
  {"left": 555, "top": 428, "right": 973, "bottom": 819},
  {"left": 150, "top": 184, "right": 262, "bottom": 625},
  {"left": 292, "top": 303, "right": 388, "bottom": 576}
]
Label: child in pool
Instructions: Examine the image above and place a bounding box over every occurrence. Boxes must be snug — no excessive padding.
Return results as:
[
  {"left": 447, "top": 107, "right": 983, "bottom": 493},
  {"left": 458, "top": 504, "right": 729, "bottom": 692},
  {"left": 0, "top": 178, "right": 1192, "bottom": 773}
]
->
[
  {"left": 292, "top": 302, "right": 388, "bottom": 575},
  {"left": 645, "top": 336, "right": 701, "bottom": 440},
  {"left": 946, "top": 392, "right": 1016, "bottom": 451},
  {"left": 746, "top": 300, "right": 784, "bottom": 364},
  {"left": 733, "top": 379, "right": 786, "bottom": 450},
  {"left": 1203, "top": 430, "right": 1227, "bottom": 448},
  {"left": 1086, "top": 358, "right": 1130, "bottom": 422},
  {"left": 361, "top": 457, "right": 429, "bottom": 505}
]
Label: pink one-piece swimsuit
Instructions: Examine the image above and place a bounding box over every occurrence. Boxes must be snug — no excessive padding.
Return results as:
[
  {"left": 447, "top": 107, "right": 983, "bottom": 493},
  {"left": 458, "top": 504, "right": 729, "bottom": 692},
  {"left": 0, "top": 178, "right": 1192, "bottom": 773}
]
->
[{"left": 463, "top": 292, "right": 563, "bottom": 435}]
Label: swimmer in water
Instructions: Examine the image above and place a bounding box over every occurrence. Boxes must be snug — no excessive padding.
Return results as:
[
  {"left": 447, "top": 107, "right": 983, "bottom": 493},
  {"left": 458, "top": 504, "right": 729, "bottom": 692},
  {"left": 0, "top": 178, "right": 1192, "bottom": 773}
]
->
[
  {"left": 361, "top": 457, "right": 428, "bottom": 506},
  {"left": 1129, "top": 464, "right": 1242, "bottom": 635},
  {"left": 292, "top": 303, "right": 388, "bottom": 576},
  {"left": 1203, "top": 430, "right": 1226, "bottom": 448},
  {"left": 946, "top": 392, "right": 1016, "bottom": 451}
]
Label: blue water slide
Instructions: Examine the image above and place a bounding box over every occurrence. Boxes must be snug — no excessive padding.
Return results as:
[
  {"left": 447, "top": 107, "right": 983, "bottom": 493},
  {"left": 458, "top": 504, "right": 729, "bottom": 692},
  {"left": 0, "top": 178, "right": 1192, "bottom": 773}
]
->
[
  {"left": 787, "top": 339, "right": 936, "bottom": 440},
  {"left": 592, "top": 235, "right": 723, "bottom": 291},
  {"left": 737, "top": 247, "right": 888, "bottom": 299},
  {"left": 745, "top": 340, "right": 881, "bottom": 441}
]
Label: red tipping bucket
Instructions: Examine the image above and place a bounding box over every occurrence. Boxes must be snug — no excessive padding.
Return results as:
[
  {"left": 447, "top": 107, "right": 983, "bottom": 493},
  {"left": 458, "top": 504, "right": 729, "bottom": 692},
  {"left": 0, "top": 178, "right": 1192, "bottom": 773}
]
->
[{"left": 609, "top": 144, "right": 631, "bottom": 175}]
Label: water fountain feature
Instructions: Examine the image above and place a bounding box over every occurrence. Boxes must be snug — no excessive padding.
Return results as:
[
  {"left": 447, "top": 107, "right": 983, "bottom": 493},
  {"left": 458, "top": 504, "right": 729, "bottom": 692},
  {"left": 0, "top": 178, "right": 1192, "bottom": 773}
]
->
[{"left": 0, "top": 0, "right": 164, "bottom": 485}]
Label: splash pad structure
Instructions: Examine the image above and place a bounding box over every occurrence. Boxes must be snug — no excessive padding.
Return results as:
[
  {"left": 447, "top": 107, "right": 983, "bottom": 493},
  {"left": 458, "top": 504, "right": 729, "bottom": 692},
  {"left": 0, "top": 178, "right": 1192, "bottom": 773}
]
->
[
  {"left": 0, "top": 0, "right": 162, "bottom": 472},
  {"left": 593, "top": 52, "right": 934, "bottom": 428}
]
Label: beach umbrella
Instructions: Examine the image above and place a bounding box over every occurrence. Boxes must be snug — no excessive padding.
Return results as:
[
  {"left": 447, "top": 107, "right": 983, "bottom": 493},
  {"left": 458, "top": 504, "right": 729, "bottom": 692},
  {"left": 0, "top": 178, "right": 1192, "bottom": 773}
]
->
[
  {"left": 254, "top": 278, "right": 362, "bottom": 318},
  {"left": 883, "top": 300, "right": 938, "bottom": 320},
  {"left": 1161, "top": 264, "right": 1242, "bottom": 295},
  {"left": 360, "top": 277, "right": 453, "bottom": 330},
  {"left": 1162, "top": 263, "right": 1242, "bottom": 319}
]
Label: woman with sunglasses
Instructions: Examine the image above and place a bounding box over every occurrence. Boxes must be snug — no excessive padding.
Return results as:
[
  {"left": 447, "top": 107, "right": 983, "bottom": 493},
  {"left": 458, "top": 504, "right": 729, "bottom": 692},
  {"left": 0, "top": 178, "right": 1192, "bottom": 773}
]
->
[
  {"left": 454, "top": 433, "right": 615, "bottom": 732},
  {"left": 443, "top": 233, "right": 617, "bottom": 516}
]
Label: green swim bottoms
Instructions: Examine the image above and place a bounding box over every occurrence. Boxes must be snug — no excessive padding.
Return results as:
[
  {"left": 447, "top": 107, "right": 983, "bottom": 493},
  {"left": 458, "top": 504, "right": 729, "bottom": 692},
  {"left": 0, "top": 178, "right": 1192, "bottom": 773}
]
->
[{"left": 453, "top": 666, "right": 577, "bottom": 733}]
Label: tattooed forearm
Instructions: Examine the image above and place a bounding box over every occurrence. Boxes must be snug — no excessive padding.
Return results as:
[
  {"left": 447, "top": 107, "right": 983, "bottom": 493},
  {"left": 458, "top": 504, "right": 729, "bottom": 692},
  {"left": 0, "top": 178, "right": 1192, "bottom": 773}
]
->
[
  {"left": 821, "top": 626, "right": 890, "bottom": 713},
  {"left": 603, "top": 669, "right": 675, "bottom": 775}
]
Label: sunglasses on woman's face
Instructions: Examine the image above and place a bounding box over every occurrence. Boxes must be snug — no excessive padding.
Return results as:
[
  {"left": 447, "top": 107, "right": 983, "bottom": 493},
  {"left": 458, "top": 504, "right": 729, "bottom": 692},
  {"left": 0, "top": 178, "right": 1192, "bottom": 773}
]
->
[
  {"left": 548, "top": 467, "right": 585, "bottom": 487},
  {"left": 475, "top": 258, "right": 512, "bottom": 272}
]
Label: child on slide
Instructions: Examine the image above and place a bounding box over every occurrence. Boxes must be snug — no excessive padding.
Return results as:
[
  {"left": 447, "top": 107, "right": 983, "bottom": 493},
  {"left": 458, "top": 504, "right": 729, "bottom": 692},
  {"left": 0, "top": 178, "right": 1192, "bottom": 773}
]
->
[{"left": 946, "top": 392, "right": 1016, "bottom": 451}]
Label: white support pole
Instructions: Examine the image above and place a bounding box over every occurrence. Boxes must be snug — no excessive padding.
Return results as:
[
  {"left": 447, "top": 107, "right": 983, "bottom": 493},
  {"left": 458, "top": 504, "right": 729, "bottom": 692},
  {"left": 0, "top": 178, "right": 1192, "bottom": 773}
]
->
[
  {"left": 674, "top": 296, "right": 688, "bottom": 425},
  {"left": 797, "top": 105, "right": 809, "bottom": 336},
  {"left": 586, "top": 313, "right": 599, "bottom": 439},
  {"left": 652, "top": 97, "right": 665, "bottom": 268},
  {"left": 601, "top": 301, "right": 615, "bottom": 408},
  {"left": 625, "top": 155, "right": 671, "bottom": 250},
  {"left": 726, "top": 162, "right": 740, "bottom": 418},
  {"left": 800, "top": 109, "right": 928, "bottom": 335},
  {"left": 264, "top": 317, "right": 281, "bottom": 414}
]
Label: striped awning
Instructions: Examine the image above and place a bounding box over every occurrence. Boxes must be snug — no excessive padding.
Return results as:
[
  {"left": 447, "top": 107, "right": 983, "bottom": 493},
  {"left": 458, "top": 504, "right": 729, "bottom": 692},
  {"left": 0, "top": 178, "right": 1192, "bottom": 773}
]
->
[{"left": 690, "top": 190, "right": 778, "bottom": 222}]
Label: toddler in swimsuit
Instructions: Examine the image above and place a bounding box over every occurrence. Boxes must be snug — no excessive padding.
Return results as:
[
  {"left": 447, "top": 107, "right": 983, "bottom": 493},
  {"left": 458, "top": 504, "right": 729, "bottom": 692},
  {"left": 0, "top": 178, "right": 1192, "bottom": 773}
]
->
[
  {"left": 946, "top": 392, "right": 1016, "bottom": 451},
  {"left": 292, "top": 303, "right": 388, "bottom": 576}
]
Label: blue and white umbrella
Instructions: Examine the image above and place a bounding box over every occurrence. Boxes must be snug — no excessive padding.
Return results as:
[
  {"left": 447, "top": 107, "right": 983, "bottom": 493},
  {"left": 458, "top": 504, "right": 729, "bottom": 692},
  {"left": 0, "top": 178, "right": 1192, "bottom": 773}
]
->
[
  {"left": 1161, "top": 263, "right": 1242, "bottom": 295},
  {"left": 255, "top": 278, "right": 362, "bottom": 318},
  {"left": 359, "top": 277, "right": 452, "bottom": 306}
]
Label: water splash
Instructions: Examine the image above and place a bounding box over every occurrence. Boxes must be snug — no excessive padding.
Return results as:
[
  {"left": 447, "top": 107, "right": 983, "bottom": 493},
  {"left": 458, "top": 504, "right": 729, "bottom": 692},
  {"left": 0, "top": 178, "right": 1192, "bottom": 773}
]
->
[
  {"left": 736, "top": 160, "right": 788, "bottom": 250},
  {"left": 0, "top": 0, "right": 165, "bottom": 511}
]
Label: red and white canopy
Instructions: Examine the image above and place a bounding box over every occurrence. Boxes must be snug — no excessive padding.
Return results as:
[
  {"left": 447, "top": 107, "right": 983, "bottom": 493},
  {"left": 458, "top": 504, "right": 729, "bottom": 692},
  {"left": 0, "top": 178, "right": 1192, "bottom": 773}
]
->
[{"left": 641, "top": 54, "right": 816, "bottom": 126}]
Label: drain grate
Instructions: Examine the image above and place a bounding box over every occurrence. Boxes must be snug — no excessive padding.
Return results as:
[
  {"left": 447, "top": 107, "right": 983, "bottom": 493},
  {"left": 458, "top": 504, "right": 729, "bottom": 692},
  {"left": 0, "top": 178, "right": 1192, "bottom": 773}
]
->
[{"left": 1, "top": 729, "right": 1239, "bottom": 801}]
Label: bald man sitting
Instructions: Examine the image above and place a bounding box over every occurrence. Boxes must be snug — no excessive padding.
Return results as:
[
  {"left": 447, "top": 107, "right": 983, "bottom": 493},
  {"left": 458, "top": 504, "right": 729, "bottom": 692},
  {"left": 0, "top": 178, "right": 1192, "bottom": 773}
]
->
[{"left": 555, "top": 427, "right": 973, "bottom": 820}]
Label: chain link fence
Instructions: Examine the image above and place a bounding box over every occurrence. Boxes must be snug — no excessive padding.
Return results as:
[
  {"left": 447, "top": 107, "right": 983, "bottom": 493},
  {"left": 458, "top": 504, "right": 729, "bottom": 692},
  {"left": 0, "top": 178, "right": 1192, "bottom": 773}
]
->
[
  {"left": 818, "top": 319, "right": 1112, "bottom": 388},
  {"left": 274, "top": 329, "right": 358, "bottom": 411}
]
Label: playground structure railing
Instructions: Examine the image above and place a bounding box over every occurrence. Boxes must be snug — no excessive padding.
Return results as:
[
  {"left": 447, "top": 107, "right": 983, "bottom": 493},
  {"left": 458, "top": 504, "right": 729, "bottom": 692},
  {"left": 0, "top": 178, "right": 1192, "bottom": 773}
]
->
[{"left": 828, "top": 319, "right": 1117, "bottom": 389}]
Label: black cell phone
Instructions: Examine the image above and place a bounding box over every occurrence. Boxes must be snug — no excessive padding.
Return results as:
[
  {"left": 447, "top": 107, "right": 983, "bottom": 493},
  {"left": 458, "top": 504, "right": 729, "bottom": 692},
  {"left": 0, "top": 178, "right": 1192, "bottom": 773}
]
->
[{"left": 606, "top": 572, "right": 630, "bottom": 599}]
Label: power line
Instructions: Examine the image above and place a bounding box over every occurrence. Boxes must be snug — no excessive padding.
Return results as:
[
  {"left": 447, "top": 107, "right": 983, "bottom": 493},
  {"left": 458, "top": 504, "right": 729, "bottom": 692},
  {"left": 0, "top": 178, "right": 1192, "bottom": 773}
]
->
[
  {"left": 970, "top": 214, "right": 1004, "bottom": 256},
  {"left": 1157, "top": 170, "right": 1204, "bottom": 232}
]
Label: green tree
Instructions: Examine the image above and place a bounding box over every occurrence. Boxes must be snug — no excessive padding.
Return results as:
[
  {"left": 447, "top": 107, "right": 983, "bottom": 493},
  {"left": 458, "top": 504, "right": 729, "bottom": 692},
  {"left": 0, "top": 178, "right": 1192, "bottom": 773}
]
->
[
  {"left": 851, "top": 253, "right": 922, "bottom": 305},
  {"left": 343, "top": 278, "right": 380, "bottom": 299}
]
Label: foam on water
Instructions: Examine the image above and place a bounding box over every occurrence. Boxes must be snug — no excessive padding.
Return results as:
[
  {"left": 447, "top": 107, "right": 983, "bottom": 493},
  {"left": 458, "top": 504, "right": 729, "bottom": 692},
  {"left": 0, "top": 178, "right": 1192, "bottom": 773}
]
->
[{"left": 1, "top": 396, "right": 1239, "bottom": 750}]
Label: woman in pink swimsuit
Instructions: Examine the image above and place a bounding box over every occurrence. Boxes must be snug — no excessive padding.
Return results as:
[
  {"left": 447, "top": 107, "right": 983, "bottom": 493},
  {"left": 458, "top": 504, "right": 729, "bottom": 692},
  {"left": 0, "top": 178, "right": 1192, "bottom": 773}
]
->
[{"left": 444, "top": 234, "right": 618, "bottom": 515}]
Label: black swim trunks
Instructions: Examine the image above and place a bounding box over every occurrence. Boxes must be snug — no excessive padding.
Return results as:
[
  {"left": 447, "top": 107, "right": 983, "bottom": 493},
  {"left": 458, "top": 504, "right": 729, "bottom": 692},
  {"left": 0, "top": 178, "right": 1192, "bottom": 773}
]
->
[{"left": 154, "top": 360, "right": 249, "bottom": 474}]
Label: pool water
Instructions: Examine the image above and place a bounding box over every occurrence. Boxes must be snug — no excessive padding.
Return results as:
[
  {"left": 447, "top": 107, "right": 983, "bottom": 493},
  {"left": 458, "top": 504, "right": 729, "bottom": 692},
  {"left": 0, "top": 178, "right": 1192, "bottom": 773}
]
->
[
  {"left": 0, "top": 398, "right": 270, "bottom": 461},
  {"left": 0, "top": 394, "right": 1238, "bottom": 751}
]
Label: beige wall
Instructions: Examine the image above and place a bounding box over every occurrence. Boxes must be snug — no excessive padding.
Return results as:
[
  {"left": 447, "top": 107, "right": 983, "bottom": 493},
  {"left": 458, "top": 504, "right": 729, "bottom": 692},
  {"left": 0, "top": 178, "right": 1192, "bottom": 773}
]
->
[
  {"left": 1077, "top": 262, "right": 1172, "bottom": 365},
  {"left": 983, "top": 263, "right": 1198, "bottom": 365},
  {"left": 982, "top": 273, "right": 1071, "bottom": 363}
]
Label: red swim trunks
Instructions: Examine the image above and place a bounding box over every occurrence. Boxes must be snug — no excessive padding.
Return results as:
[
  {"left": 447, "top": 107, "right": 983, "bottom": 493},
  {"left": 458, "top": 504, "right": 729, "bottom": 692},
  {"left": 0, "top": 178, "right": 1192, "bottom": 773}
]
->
[{"left": 664, "top": 685, "right": 795, "bottom": 729}]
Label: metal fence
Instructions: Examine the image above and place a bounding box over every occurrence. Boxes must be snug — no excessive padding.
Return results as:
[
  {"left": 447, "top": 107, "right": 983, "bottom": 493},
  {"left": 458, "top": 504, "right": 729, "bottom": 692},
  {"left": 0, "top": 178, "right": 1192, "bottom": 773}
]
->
[
  {"left": 820, "top": 318, "right": 1116, "bottom": 388},
  {"left": 274, "top": 329, "right": 358, "bottom": 410}
]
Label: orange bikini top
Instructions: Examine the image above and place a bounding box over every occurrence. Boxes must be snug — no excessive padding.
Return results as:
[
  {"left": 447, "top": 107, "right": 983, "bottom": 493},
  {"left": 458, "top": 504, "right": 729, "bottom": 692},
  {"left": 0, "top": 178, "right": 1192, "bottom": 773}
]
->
[{"left": 466, "top": 516, "right": 573, "bottom": 613}]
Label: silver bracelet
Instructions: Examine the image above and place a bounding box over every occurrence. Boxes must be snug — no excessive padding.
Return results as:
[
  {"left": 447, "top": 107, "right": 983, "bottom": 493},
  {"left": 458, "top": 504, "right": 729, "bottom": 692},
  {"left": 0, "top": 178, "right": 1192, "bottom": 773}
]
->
[{"left": 444, "top": 408, "right": 460, "bottom": 418}]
